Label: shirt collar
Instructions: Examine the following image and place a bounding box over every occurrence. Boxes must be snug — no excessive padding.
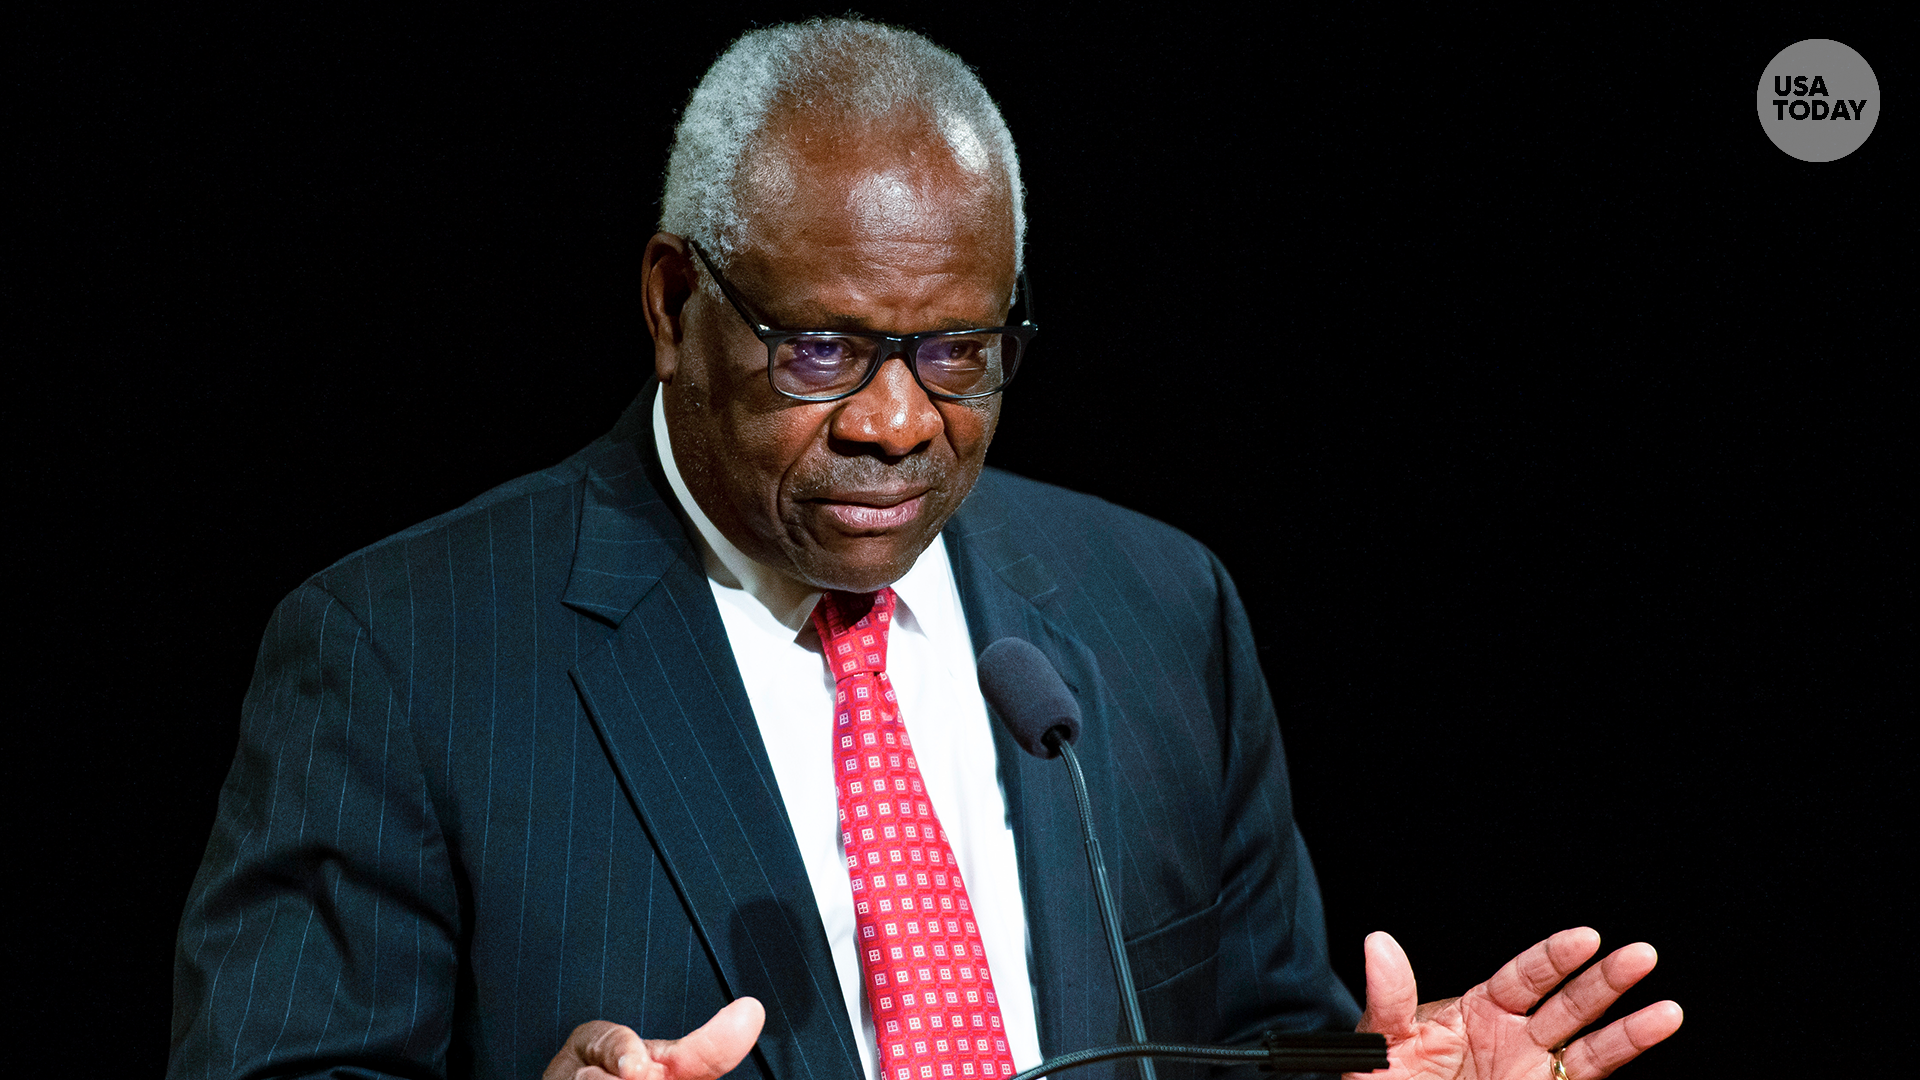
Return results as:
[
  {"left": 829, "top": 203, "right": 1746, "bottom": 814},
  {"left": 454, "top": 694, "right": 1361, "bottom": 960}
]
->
[{"left": 651, "top": 388, "right": 953, "bottom": 638}]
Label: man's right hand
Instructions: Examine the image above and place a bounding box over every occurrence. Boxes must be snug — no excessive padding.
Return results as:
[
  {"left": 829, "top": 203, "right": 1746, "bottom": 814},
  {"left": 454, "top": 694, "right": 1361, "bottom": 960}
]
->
[{"left": 543, "top": 997, "right": 765, "bottom": 1080}]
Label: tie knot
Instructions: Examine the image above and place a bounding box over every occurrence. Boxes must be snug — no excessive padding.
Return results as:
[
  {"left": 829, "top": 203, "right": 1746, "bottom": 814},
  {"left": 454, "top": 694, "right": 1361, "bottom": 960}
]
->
[{"left": 813, "top": 587, "right": 896, "bottom": 679}]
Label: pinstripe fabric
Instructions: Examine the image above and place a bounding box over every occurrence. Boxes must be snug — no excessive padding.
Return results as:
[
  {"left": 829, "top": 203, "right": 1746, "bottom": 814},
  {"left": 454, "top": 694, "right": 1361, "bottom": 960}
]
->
[
  {"left": 942, "top": 482, "right": 1359, "bottom": 1078},
  {"left": 170, "top": 385, "right": 1356, "bottom": 1080}
]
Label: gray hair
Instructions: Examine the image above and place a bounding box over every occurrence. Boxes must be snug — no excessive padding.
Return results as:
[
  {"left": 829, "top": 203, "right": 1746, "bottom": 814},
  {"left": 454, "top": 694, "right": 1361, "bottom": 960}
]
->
[{"left": 659, "top": 17, "right": 1025, "bottom": 275}]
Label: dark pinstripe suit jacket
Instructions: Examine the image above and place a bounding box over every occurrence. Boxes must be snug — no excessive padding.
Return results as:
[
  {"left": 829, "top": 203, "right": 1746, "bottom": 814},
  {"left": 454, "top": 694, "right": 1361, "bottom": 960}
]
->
[{"left": 170, "top": 387, "right": 1358, "bottom": 1080}]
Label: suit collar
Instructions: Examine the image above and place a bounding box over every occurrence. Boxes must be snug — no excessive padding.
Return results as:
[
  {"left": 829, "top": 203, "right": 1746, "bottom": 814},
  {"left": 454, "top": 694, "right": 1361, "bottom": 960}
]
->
[
  {"left": 943, "top": 471, "right": 1059, "bottom": 607},
  {"left": 558, "top": 386, "right": 690, "bottom": 625}
]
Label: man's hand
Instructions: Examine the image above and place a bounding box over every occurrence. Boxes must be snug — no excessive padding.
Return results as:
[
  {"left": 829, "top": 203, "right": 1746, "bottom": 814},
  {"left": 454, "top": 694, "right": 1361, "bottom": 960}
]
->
[
  {"left": 1348, "top": 928, "right": 1682, "bottom": 1080},
  {"left": 543, "top": 997, "right": 765, "bottom": 1080}
]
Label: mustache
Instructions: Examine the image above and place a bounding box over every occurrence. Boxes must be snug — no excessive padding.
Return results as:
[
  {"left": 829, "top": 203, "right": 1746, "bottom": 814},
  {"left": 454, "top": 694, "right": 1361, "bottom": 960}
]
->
[{"left": 789, "top": 453, "right": 948, "bottom": 499}]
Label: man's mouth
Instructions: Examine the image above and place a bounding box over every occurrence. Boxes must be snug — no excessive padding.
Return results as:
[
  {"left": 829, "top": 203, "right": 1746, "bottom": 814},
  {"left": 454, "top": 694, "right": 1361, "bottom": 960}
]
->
[{"left": 814, "top": 490, "right": 927, "bottom": 531}]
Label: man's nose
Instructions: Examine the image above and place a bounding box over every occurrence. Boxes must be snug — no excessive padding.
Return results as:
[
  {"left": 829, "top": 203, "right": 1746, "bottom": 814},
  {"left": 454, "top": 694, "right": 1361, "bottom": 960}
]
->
[{"left": 829, "top": 352, "right": 943, "bottom": 457}]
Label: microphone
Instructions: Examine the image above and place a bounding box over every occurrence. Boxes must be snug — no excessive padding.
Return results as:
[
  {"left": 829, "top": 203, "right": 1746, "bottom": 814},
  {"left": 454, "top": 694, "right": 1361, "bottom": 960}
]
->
[
  {"left": 978, "top": 637, "right": 1154, "bottom": 1080},
  {"left": 977, "top": 637, "right": 1387, "bottom": 1079},
  {"left": 977, "top": 637, "right": 1081, "bottom": 758}
]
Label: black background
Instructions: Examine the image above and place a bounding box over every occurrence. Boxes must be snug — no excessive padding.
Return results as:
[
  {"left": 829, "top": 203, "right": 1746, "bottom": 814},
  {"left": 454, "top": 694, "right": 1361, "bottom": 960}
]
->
[{"left": 12, "top": 2, "right": 1909, "bottom": 1074}]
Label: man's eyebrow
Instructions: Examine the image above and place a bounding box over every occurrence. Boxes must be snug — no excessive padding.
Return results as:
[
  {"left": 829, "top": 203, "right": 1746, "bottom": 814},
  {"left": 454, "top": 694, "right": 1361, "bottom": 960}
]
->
[
  {"left": 792, "top": 305, "right": 1013, "bottom": 333},
  {"left": 816, "top": 314, "right": 999, "bottom": 332}
]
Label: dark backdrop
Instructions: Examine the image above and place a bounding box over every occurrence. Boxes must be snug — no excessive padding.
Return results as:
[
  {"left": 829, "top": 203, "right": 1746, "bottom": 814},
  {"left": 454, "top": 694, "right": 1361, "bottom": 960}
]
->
[{"left": 13, "top": 3, "right": 1909, "bottom": 1074}]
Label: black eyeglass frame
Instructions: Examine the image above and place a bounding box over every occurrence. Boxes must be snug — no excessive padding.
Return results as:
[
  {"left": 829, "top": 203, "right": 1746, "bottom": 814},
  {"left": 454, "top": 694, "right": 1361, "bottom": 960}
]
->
[{"left": 687, "top": 239, "right": 1037, "bottom": 403}]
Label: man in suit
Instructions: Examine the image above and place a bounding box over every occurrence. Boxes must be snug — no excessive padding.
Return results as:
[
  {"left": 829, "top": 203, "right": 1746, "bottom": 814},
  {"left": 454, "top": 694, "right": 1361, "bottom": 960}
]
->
[{"left": 171, "top": 18, "right": 1680, "bottom": 1080}]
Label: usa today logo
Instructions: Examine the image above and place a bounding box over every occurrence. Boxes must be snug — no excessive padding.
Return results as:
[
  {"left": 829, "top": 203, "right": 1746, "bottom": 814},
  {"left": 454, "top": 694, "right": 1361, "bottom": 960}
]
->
[{"left": 1757, "top": 39, "right": 1880, "bottom": 162}]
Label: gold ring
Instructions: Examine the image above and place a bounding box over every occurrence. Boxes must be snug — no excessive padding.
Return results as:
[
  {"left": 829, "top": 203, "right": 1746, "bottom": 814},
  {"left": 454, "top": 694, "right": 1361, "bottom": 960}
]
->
[{"left": 1551, "top": 1047, "right": 1571, "bottom": 1080}]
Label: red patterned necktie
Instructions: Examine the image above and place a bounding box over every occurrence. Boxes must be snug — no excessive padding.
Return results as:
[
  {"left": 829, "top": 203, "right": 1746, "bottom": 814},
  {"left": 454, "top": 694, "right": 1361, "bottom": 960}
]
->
[{"left": 813, "top": 588, "right": 1017, "bottom": 1080}]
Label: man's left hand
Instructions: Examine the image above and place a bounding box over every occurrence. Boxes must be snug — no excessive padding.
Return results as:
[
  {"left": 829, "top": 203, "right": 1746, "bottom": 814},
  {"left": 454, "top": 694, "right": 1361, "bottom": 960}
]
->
[{"left": 1348, "top": 927, "right": 1683, "bottom": 1079}]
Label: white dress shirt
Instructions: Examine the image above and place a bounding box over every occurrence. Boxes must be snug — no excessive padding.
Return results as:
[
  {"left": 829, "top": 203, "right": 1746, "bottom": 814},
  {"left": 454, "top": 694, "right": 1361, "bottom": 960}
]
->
[{"left": 652, "top": 392, "right": 1044, "bottom": 1078}]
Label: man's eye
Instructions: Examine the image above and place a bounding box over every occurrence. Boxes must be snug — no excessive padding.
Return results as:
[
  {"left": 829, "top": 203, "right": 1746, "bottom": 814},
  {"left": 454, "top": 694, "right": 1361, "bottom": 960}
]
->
[
  {"left": 779, "top": 337, "right": 870, "bottom": 378},
  {"left": 774, "top": 337, "right": 872, "bottom": 393},
  {"left": 789, "top": 338, "right": 855, "bottom": 365},
  {"left": 919, "top": 336, "right": 990, "bottom": 369}
]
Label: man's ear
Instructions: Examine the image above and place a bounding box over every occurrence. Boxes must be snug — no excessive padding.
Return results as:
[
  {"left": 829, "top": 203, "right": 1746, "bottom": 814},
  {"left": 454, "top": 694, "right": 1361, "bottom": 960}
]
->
[{"left": 642, "top": 232, "right": 696, "bottom": 383}]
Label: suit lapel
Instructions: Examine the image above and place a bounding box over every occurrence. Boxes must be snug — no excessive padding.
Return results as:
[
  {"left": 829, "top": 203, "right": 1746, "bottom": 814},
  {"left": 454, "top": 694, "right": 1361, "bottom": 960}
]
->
[
  {"left": 562, "top": 390, "right": 862, "bottom": 1080},
  {"left": 945, "top": 475, "right": 1127, "bottom": 1063}
]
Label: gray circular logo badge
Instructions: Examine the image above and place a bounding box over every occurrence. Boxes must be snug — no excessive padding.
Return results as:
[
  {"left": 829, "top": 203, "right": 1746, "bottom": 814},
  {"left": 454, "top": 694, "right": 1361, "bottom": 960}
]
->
[{"left": 1758, "top": 39, "right": 1880, "bottom": 162}]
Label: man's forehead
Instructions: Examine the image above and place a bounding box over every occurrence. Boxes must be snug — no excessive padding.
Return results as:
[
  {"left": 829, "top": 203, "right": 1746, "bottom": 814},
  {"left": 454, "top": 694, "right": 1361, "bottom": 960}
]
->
[
  {"left": 770, "top": 166, "right": 1011, "bottom": 254},
  {"left": 748, "top": 111, "right": 1003, "bottom": 201},
  {"left": 727, "top": 115, "right": 1017, "bottom": 318}
]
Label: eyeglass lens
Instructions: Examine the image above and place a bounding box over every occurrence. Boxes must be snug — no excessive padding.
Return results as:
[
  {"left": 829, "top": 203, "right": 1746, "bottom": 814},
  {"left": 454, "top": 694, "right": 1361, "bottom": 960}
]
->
[{"left": 771, "top": 331, "right": 1023, "bottom": 400}]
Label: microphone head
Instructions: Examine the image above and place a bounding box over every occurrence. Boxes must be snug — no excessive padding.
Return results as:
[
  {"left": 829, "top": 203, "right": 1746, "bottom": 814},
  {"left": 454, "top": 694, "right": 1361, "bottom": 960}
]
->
[{"left": 976, "top": 637, "right": 1081, "bottom": 759}]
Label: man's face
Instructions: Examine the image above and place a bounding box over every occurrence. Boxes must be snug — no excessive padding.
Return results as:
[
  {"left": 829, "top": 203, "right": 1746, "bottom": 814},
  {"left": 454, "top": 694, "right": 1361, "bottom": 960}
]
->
[{"left": 651, "top": 116, "right": 1016, "bottom": 594}]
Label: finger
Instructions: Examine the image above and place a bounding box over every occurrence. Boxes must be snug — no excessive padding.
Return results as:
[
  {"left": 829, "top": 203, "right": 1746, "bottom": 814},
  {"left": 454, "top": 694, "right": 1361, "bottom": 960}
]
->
[
  {"left": 656, "top": 997, "right": 766, "bottom": 1079},
  {"left": 1561, "top": 999, "right": 1683, "bottom": 1078},
  {"left": 1526, "top": 942, "right": 1659, "bottom": 1049},
  {"left": 544, "top": 1021, "right": 648, "bottom": 1080},
  {"left": 1356, "top": 931, "right": 1419, "bottom": 1039},
  {"left": 592, "top": 1023, "right": 657, "bottom": 1080},
  {"left": 1481, "top": 926, "right": 1602, "bottom": 1014}
]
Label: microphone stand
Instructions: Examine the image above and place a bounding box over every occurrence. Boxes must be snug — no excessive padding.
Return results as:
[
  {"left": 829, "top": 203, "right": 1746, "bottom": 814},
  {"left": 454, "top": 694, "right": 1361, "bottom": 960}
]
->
[
  {"left": 1048, "top": 731, "right": 1157, "bottom": 1080},
  {"left": 1042, "top": 730, "right": 1387, "bottom": 1078}
]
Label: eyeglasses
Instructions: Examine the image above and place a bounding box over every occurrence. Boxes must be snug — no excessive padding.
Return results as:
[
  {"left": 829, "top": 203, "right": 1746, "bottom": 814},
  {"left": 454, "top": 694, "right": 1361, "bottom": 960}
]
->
[{"left": 688, "top": 240, "right": 1036, "bottom": 403}]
